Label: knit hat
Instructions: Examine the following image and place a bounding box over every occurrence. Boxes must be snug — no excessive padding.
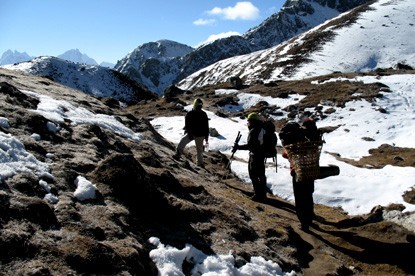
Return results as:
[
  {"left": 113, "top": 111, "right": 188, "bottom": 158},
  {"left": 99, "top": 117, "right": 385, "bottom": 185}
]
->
[
  {"left": 193, "top": 98, "right": 203, "bottom": 109},
  {"left": 247, "top": 112, "right": 260, "bottom": 121}
]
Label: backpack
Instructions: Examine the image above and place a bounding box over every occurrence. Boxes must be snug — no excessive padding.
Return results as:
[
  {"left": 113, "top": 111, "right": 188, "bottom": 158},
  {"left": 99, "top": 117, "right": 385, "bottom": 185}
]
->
[
  {"left": 261, "top": 120, "right": 278, "bottom": 159},
  {"left": 302, "top": 119, "right": 322, "bottom": 142},
  {"left": 279, "top": 121, "right": 304, "bottom": 146}
]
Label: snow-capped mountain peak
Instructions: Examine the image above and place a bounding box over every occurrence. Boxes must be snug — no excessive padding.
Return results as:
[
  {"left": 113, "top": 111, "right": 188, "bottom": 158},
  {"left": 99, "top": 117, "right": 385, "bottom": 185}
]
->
[
  {"left": 58, "top": 49, "right": 98, "bottom": 66},
  {"left": 115, "top": 0, "right": 373, "bottom": 95},
  {"left": 114, "top": 40, "right": 194, "bottom": 95},
  {"left": 178, "top": 0, "right": 415, "bottom": 90},
  {"left": 0, "top": 50, "right": 33, "bottom": 66}
]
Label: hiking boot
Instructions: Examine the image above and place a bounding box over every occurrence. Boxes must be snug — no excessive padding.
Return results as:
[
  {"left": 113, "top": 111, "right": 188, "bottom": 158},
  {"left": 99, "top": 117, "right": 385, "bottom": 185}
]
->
[
  {"left": 173, "top": 153, "right": 181, "bottom": 160},
  {"left": 250, "top": 194, "right": 266, "bottom": 202},
  {"left": 300, "top": 223, "right": 310, "bottom": 232}
]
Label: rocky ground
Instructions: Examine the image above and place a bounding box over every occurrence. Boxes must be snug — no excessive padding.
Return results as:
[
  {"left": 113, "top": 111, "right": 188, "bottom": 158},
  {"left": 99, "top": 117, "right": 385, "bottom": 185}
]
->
[{"left": 0, "top": 68, "right": 414, "bottom": 275}]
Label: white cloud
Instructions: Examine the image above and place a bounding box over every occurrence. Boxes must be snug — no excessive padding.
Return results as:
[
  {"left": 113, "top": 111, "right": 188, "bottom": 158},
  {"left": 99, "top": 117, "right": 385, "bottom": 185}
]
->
[
  {"left": 208, "top": 2, "right": 260, "bottom": 20},
  {"left": 193, "top": 18, "right": 216, "bottom": 26}
]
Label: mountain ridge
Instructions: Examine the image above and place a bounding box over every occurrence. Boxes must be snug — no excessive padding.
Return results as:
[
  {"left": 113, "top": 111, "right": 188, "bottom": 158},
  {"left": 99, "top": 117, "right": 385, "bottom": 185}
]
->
[
  {"left": 0, "top": 49, "right": 115, "bottom": 68},
  {"left": 115, "top": 0, "right": 373, "bottom": 95},
  {"left": 0, "top": 50, "right": 33, "bottom": 66},
  {"left": 2, "top": 56, "right": 157, "bottom": 104},
  {"left": 1, "top": 0, "right": 375, "bottom": 96},
  {"left": 178, "top": 0, "right": 415, "bottom": 90},
  {"left": 2, "top": 0, "right": 413, "bottom": 104}
]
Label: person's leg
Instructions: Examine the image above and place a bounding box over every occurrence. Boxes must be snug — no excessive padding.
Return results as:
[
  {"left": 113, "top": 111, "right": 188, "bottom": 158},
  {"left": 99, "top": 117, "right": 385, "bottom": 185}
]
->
[
  {"left": 194, "top": 136, "right": 205, "bottom": 166},
  {"left": 293, "top": 178, "right": 309, "bottom": 229},
  {"left": 248, "top": 157, "right": 266, "bottom": 199},
  {"left": 304, "top": 181, "right": 315, "bottom": 225},
  {"left": 248, "top": 157, "right": 258, "bottom": 195},
  {"left": 175, "top": 134, "right": 192, "bottom": 157},
  {"left": 258, "top": 160, "right": 267, "bottom": 197}
]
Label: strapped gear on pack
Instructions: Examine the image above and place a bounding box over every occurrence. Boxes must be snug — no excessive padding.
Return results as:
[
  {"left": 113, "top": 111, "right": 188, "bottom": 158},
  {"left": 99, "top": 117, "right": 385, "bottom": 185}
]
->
[
  {"left": 280, "top": 119, "right": 330, "bottom": 181},
  {"left": 279, "top": 121, "right": 304, "bottom": 146},
  {"left": 260, "top": 119, "right": 278, "bottom": 172}
]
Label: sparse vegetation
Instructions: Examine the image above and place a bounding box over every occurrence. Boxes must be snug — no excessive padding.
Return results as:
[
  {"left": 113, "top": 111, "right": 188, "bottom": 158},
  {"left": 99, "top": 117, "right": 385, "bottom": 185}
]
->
[{"left": 1, "top": 65, "right": 414, "bottom": 275}]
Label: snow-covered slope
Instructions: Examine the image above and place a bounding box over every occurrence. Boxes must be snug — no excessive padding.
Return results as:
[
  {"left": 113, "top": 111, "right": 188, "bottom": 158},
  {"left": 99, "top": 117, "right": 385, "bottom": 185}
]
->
[
  {"left": 178, "top": 0, "right": 415, "bottom": 90},
  {"left": 116, "top": 0, "right": 371, "bottom": 95},
  {"left": 244, "top": 0, "right": 370, "bottom": 49},
  {"left": 2, "top": 56, "right": 156, "bottom": 104}
]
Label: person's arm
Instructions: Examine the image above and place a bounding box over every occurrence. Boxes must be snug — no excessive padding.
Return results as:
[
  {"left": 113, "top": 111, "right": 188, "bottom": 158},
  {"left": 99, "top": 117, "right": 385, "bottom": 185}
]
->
[
  {"left": 235, "top": 129, "right": 256, "bottom": 151},
  {"left": 282, "top": 148, "right": 295, "bottom": 176},
  {"left": 282, "top": 149, "right": 288, "bottom": 159},
  {"left": 185, "top": 112, "right": 194, "bottom": 139},
  {"left": 236, "top": 143, "right": 248, "bottom": 150},
  {"left": 204, "top": 112, "right": 209, "bottom": 141}
]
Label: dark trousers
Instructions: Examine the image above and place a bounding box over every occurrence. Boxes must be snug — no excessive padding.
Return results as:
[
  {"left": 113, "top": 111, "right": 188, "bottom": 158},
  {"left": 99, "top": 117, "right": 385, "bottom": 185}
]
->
[
  {"left": 292, "top": 177, "right": 315, "bottom": 226},
  {"left": 248, "top": 155, "right": 267, "bottom": 197}
]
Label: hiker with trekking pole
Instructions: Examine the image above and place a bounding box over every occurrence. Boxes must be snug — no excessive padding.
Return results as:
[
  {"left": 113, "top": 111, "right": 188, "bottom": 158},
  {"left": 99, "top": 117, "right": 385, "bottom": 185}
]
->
[
  {"left": 231, "top": 113, "right": 268, "bottom": 202},
  {"left": 226, "top": 131, "right": 242, "bottom": 170}
]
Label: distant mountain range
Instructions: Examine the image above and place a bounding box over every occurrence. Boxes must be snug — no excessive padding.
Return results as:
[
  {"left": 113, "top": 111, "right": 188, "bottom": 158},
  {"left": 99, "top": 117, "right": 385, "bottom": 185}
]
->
[
  {"left": 0, "top": 50, "right": 33, "bottom": 66},
  {"left": 115, "top": 0, "right": 373, "bottom": 95},
  {"left": 57, "top": 49, "right": 98, "bottom": 66},
  {"left": 2, "top": 0, "right": 413, "bottom": 100},
  {"left": 1, "top": 0, "right": 372, "bottom": 96},
  {"left": 0, "top": 49, "right": 115, "bottom": 69}
]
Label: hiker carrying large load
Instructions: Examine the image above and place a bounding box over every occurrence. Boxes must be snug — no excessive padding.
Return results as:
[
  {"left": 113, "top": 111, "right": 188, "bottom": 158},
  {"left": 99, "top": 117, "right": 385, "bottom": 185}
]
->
[
  {"left": 280, "top": 118, "right": 340, "bottom": 181},
  {"left": 280, "top": 117, "right": 339, "bottom": 231}
]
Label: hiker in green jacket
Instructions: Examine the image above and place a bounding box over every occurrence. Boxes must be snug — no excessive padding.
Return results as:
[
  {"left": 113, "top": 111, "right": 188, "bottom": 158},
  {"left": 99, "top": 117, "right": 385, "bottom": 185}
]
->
[{"left": 173, "top": 98, "right": 209, "bottom": 168}]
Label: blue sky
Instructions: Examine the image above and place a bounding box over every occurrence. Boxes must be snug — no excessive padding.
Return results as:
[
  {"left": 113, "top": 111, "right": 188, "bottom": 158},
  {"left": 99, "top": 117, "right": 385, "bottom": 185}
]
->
[{"left": 0, "top": 1, "right": 284, "bottom": 64}]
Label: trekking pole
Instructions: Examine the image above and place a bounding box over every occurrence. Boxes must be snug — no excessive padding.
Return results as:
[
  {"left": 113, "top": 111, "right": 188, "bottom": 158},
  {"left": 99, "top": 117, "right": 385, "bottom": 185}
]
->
[
  {"left": 275, "top": 153, "right": 278, "bottom": 173},
  {"left": 224, "top": 131, "right": 242, "bottom": 178}
]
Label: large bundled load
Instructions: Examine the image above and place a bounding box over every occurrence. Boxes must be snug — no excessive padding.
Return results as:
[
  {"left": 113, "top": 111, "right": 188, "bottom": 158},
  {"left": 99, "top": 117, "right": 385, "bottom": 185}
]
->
[
  {"left": 279, "top": 119, "right": 324, "bottom": 182},
  {"left": 284, "top": 140, "right": 323, "bottom": 181}
]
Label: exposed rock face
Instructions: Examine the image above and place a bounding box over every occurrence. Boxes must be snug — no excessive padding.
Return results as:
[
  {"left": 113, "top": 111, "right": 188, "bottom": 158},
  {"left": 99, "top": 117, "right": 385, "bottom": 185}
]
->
[
  {"left": 243, "top": 0, "right": 370, "bottom": 50},
  {"left": 0, "top": 68, "right": 414, "bottom": 275},
  {"left": 114, "top": 40, "right": 194, "bottom": 96}
]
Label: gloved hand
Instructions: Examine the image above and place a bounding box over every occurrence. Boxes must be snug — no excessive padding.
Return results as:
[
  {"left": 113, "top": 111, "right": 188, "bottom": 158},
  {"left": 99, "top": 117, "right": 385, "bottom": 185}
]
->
[{"left": 232, "top": 144, "right": 239, "bottom": 153}]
